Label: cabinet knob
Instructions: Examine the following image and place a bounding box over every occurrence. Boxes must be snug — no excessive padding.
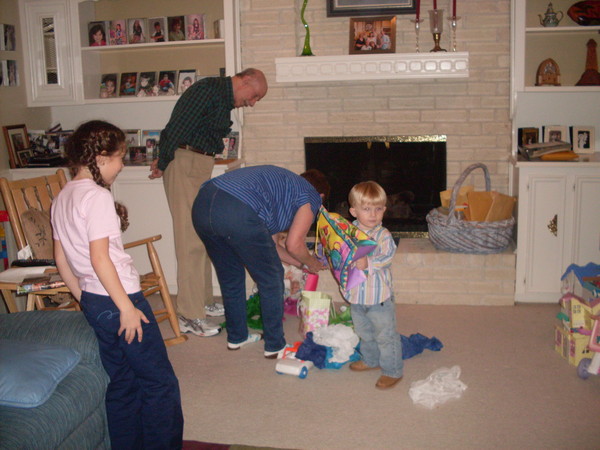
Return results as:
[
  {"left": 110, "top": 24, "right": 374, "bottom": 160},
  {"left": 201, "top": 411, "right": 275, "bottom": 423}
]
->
[{"left": 547, "top": 214, "right": 557, "bottom": 236}]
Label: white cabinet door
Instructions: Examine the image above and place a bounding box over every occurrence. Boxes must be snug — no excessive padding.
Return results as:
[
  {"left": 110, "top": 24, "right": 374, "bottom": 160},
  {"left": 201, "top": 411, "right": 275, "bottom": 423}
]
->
[
  {"left": 515, "top": 162, "right": 600, "bottom": 302},
  {"left": 570, "top": 176, "right": 600, "bottom": 266},
  {"left": 515, "top": 170, "right": 567, "bottom": 301},
  {"left": 19, "top": 0, "right": 82, "bottom": 106}
]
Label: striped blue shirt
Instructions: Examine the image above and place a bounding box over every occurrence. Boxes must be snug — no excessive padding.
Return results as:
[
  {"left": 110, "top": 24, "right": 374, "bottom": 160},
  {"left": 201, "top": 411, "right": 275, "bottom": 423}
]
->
[
  {"left": 207, "top": 165, "right": 322, "bottom": 234},
  {"left": 343, "top": 222, "right": 397, "bottom": 305}
]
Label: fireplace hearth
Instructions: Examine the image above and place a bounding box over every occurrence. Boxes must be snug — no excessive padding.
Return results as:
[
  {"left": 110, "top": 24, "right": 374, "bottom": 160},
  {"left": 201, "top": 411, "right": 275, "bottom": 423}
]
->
[{"left": 305, "top": 135, "right": 447, "bottom": 237}]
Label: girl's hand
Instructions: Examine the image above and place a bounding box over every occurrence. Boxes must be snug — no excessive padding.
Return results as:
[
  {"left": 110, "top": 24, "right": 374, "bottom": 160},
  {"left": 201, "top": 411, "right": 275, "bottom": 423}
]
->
[
  {"left": 354, "top": 256, "right": 368, "bottom": 271},
  {"left": 119, "top": 306, "right": 150, "bottom": 344}
]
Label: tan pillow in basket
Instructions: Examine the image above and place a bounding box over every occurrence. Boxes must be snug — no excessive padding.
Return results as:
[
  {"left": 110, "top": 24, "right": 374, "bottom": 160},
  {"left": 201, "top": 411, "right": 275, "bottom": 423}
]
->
[{"left": 21, "top": 209, "right": 54, "bottom": 260}]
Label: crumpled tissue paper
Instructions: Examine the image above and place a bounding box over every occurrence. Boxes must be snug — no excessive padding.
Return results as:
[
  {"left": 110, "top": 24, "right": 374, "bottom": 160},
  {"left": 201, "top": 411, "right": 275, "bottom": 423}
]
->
[{"left": 408, "top": 365, "right": 467, "bottom": 409}]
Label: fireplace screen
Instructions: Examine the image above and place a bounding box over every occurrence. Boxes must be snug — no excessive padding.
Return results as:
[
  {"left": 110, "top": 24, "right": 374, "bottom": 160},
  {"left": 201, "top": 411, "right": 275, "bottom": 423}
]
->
[{"left": 305, "top": 136, "right": 446, "bottom": 237}]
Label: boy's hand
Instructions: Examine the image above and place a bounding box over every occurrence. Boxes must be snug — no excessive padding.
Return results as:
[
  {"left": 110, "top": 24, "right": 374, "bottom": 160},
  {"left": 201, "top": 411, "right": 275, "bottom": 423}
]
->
[
  {"left": 119, "top": 306, "right": 150, "bottom": 344},
  {"left": 354, "top": 256, "right": 368, "bottom": 271}
]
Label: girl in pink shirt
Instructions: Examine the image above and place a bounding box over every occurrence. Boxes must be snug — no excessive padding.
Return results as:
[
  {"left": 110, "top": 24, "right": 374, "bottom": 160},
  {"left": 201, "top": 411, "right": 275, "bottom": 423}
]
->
[{"left": 51, "top": 120, "right": 183, "bottom": 449}]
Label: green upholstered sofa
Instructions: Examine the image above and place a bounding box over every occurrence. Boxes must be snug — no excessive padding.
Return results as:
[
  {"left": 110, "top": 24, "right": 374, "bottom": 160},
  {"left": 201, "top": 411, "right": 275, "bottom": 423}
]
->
[{"left": 0, "top": 311, "right": 110, "bottom": 449}]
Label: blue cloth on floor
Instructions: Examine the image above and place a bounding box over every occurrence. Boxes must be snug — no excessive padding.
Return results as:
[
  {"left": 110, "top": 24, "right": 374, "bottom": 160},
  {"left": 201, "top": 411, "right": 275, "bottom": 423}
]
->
[
  {"left": 297, "top": 331, "right": 442, "bottom": 368},
  {"left": 401, "top": 333, "right": 443, "bottom": 359}
]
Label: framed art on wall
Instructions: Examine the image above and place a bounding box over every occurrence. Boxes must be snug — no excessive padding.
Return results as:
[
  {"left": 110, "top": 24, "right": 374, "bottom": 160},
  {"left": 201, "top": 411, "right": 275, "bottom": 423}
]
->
[
  {"left": 349, "top": 16, "right": 396, "bottom": 54},
  {"left": 327, "top": 0, "right": 415, "bottom": 17},
  {"left": 3, "top": 124, "right": 30, "bottom": 169}
]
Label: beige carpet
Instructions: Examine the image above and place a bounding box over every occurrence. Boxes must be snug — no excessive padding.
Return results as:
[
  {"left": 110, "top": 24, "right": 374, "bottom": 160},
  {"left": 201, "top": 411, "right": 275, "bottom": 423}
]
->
[{"left": 158, "top": 301, "right": 600, "bottom": 449}]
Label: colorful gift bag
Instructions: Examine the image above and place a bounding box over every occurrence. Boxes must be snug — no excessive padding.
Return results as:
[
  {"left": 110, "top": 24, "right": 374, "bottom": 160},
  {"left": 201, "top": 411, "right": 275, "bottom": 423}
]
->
[
  {"left": 298, "top": 291, "right": 333, "bottom": 336},
  {"left": 315, "top": 206, "right": 377, "bottom": 292}
]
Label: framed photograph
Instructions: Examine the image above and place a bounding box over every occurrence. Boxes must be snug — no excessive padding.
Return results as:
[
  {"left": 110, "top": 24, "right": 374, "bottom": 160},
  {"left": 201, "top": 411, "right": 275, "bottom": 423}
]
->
[
  {"left": 142, "top": 130, "right": 160, "bottom": 161},
  {"left": 149, "top": 17, "right": 167, "bottom": 42},
  {"left": 99, "top": 73, "right": 118, "bottom": 98},
  {"left": 3, "top": 124, "right": 30, "bottom": 169},
  {"left": 219, "top": 131, "right": 239, "bottom": 160},
  {"left": 157, "top": 70, "right": 176, "bottom": 96},
  {"left": 16, "top": 148, "right": 34, "bottom": 167},
  {"left": 177, "top": 70, "right": 196, "bottom": 94},
  {"left": 7, "top": 60, "right": 18, "bottom": 86},
  {"left": 327, "top": 0, "right": 415, "bottom": 17},
  {"left": 4, "top": 24, "right": 16, "bottom": 51},
  {"left": 543, "top": 125, "right": 569, "bottom": 143},
  {"left": 168, "top": 16, "right": 185, "bottom": 42},
  {"left": 571, "top": 126, "right": 595, "bottom": 154},
  {"left": 137, "top": 71, "right": 158, "bottom": 97},
  {"left": 349, "top": 16, "right": 396, "bottom": 54},
  {"left": 518, "top": 127, "right": 539, "bottom": 146},
  {"left": 128, "top": 146, "right": 147, "bottom": 164},
  {"left": 0, "top": 25, "right": 4, "bottom": 51},
  {"left": 109, "top": 19, "right": 127, "bottom": 45},
  {"left": 185, "top": 14, "right": 205, "bottom": 40},
  {"left": 119, "top": 72, "right": 138, "bottom": 96},
  {"left": 88, "top": 21, "right": 108, "bottom": 47},
  {"left": 1, "top": 60, "right": 7, "bottom": 87},
  {"left": 127, "top": 18, "right": 147, "bottom": 44},
  {"left": 123, "top": 129, "right": 141, "bottom": 161}
]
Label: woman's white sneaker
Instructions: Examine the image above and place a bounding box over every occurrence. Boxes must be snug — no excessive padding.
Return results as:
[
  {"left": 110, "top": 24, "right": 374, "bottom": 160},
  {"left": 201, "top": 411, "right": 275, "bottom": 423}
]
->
[{"left": 227, "top": 333, "right": 262, "bottom": 350}]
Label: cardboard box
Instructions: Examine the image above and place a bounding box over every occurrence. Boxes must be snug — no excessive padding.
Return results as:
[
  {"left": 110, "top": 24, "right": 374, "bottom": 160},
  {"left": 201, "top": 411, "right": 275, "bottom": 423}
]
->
[
  {"left": 440, "top": 185, "right": 473, "bottom": 210},
  {"left": 463, "top": 190, "right": 516, "bottom": 222},
  {"left": 554, "top": 325, "right": 591, "bottom": 366}
]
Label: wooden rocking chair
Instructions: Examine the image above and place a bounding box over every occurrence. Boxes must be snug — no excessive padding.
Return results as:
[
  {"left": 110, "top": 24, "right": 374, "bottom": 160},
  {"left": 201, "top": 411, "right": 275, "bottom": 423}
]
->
[{"left": 0, "top": 169, "right": 187, "bottom": 346}]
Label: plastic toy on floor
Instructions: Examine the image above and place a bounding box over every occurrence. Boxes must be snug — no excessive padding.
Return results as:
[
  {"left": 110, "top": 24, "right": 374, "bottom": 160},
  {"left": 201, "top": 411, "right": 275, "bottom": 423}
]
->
[
  {"left": 275, "top": 342, "right": 314, "bottom": 379},
  {"left": 577, "top": 314, "right": 600, "bottom": 379}
]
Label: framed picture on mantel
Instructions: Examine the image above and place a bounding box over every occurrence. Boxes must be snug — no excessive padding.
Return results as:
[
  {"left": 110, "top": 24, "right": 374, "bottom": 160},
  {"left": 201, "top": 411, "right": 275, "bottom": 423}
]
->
[
  {"left": 327, "top": 0, "right": 416, "bottom": 17},
  {"left": 349, "top": 16, "right": 396, "bottom": 54}
]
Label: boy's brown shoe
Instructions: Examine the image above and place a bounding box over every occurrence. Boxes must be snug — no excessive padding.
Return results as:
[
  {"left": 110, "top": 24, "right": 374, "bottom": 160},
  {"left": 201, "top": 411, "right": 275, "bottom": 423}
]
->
[
  {"left": 349, "top": 360, "right": 380, "bottom": 371},
  {"left": 375, "top": 375, "right": 402, "bottom": 389}
]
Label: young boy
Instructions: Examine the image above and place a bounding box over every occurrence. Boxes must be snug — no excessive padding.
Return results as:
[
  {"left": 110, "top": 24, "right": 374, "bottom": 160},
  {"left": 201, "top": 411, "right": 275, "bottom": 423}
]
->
[{"left": 344, "top": 181, "right": 403, "bottom": 389}]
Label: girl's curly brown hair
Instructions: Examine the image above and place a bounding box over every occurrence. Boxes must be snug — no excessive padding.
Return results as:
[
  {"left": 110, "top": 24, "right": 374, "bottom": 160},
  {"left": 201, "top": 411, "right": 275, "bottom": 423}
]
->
[{"left": 64, "top": 120, "right": 129, "bottom": 231}]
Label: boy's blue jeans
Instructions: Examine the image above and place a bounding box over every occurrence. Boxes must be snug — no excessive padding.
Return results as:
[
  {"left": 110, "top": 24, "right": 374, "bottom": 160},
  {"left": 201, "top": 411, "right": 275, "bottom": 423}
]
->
[
  {"left": 80, "top": 291, "right": 183, "bottom": 450},
  {"left": 192, "top": 182, "right": 287, "bottom": 353},
  {"left": 351, "top": 298, "right": 404, "bottom": 378}
]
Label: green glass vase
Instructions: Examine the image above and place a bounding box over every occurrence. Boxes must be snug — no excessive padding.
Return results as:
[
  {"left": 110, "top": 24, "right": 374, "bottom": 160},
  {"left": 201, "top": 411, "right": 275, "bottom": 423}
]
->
[{"left": 300, "top": 0, "right": 314, "bottom": 56}]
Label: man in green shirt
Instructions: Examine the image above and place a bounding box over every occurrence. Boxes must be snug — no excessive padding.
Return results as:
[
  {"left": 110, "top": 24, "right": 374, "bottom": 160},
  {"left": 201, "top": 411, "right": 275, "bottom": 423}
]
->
[{"left": 149, "top": 68, "right": 268, "bottom": 337}]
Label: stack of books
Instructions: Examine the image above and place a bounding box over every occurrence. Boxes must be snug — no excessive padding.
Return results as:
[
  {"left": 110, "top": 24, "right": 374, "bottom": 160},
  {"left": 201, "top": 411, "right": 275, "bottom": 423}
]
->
[
  {"left": 17, "top": 272, "right": 65, "bottom": 294},
  {"left": 518, "top": 140, "right": 572, "bottom": 160}
]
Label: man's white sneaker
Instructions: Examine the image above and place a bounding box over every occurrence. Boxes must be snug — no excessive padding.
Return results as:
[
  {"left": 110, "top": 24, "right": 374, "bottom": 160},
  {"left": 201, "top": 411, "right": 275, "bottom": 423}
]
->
[
  {"left": 205, "top": 302, "right": 225, "bottom": 317},
  {"left": 227, "top": 333, "right": 262, "bottom": 350},
  {"left": 178, "top": 315, "right": 221, "bottom": 337}
]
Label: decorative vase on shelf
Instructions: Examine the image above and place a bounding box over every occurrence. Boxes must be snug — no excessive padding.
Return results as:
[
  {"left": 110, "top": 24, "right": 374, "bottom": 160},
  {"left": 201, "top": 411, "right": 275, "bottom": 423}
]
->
[
  {"left": 539, "top": 2, "right": 563, "bottom": 27},
  {"left": 300, "top": 0, "right": 314, "bottom": 56}
]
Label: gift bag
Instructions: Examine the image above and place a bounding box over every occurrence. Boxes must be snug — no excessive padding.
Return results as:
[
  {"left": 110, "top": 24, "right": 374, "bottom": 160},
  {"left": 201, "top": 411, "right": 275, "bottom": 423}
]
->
[
  {"left": 315, "top": 206, "right": 377, "bottom": 291},
  {"left": 298, "top": 291, "right": 334, "bottom": 336}
]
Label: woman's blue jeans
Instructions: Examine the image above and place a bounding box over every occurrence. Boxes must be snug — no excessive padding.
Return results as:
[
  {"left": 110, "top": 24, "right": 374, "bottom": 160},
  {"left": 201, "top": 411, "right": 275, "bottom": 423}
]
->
[
  {"left": 192, "top": 182, "right": 286, "bottom": 352},
  {"left": 80, "top": 291, "right": 183, "bottom": 449},
  {"left": 351, "top": 298, "right": 404, "bottom": 378}
]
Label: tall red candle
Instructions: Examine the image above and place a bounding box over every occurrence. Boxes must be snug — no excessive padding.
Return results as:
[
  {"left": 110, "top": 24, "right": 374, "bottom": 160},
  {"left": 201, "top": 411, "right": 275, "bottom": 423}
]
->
[
  {"left": 452, "top": 0, "right": 457, "bottom": 17},
  {"left": 433, "top": 0, "right": 437, "bottom": 9},
  {"left": 416, "top": 0, "right": 420, "bottom": 20}
]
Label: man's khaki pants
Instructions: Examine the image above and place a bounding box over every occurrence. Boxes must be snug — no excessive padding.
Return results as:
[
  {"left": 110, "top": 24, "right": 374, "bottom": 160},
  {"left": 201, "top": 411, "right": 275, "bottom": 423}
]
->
[{"left": 163, "top": 149, "right": 214, "bottom": 319}]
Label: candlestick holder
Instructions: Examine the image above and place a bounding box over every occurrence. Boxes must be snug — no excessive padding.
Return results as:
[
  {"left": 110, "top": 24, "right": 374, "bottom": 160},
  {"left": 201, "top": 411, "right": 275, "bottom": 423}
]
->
[
  {"left": 410, "top": 18, "right": 425, "bottom": 53},
  {"left": 447, "top": 16, "right": 461, "bottom": 52},
  {"left": 429, "top": 9, "right": 447, "bottom": 52}
]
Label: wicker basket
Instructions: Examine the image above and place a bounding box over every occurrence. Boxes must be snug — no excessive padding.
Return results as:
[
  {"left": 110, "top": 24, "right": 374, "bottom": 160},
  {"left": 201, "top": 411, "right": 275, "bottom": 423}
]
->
[{"left": 426, "top": 163, "right": 515, "bottom": 254}]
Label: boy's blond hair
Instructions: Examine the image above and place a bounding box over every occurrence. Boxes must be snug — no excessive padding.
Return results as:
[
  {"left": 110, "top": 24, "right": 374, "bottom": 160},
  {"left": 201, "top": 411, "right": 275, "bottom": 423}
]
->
[{"left": 348, "top": 181, "right": 387, "bottom": 208}]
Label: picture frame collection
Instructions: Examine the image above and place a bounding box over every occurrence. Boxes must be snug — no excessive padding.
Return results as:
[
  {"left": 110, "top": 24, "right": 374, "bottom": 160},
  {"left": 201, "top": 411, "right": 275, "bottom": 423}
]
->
[
  {"left": 0, "top": 23, "right": 19, "bottom": 88},
  {"left": 100, "top": 70, "right": 202, "bottom": 99},
  {"left": 517, "top": 125, "right": 596, "bottom": 156},
  {"left": 124, "top": 130, "right": 239, "bottom": 166},
  {"left": 88, "top": 14, "right": 206, "bottom": 48}
]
